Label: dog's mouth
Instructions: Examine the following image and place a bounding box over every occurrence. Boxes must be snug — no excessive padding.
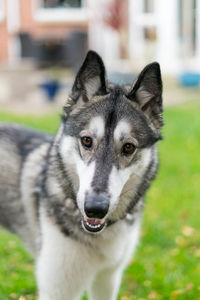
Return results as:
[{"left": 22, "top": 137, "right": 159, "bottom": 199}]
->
[{"left": 81, "top": 218, "right": 106, "bottom": 233}]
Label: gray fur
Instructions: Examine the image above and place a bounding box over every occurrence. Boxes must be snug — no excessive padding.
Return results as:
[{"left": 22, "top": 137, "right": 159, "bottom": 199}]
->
[{"left": 0, "top": 51, "right": 163, "bottom": 299}]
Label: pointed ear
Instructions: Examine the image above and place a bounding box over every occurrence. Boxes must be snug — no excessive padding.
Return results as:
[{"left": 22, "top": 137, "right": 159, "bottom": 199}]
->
[
  {"left": 65, "top": 51, "right": 107, "bottom": 114},
  {"left": 127, "top": 62, "right": 163, "bottom": 129}
]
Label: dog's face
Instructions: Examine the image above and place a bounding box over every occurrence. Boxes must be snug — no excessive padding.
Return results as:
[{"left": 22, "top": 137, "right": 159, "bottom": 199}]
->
[{"left": 59, "top": 51, "right": 163, "bottom": 234}]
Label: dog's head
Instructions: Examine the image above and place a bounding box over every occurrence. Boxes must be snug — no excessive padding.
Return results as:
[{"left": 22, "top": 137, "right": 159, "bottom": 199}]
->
[{"left": 59, "top": 51, "right": 163, "bottom": 234}]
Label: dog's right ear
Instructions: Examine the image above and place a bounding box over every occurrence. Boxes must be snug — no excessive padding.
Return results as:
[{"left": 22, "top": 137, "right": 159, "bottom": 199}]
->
[{"left": 64, "top": 51, "right": 107, "bottom": 114}]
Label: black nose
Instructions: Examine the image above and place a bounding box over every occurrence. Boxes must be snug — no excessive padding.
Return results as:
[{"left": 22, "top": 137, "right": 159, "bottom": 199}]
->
[{"left": 84, "top": 193, "right": 109, "bottom": 219}]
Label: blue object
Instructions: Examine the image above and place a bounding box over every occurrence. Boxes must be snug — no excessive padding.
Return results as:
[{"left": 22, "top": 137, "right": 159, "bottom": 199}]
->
[
  {"left": 40, "top": 80, "right": 61, "bottom": 101},
  {"left": 179, "top": 72, "right": 200, "bottom": 87}
]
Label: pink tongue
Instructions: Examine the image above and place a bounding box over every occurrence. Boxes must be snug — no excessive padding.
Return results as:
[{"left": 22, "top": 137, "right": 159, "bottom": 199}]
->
[{"left": 87, "top": 219, "right": 101, "bottom": 225}]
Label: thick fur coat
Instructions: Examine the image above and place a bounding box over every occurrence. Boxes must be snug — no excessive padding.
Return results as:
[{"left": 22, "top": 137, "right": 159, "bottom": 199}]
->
[{"left": 0, "top": 51, "right": 163, "bottom": 300}]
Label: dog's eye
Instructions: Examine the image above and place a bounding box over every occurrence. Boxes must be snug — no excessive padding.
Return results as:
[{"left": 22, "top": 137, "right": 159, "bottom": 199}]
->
[
  {"left": 81, "top": 136, "right": 93, "bottom": 148},
  {"left": 122, "top": 143, "right": 136, "bottom": 155}
]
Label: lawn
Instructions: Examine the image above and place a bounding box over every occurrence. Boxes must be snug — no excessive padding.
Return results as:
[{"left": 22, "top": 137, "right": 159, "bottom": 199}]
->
[{"left": 0, "top": 102, "right": 200, "bottom": 300}]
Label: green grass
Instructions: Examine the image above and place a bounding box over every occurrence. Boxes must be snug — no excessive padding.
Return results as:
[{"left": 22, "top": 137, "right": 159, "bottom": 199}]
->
[{"left": 0, "top": 102, "right": 200, "bottom": 299}]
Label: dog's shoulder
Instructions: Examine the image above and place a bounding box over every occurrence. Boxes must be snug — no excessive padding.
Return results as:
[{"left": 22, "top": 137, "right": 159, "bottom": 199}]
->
[{"left": 0, "top": 122, "right": 53, "bottom": 159}]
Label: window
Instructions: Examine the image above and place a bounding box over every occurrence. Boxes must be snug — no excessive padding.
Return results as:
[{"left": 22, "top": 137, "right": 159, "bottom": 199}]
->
[
  {"left": 33, "top": 0, "right": 87, "bottom": 23},
  {"left": 42, "top": 0, "right": 82, "bottom": 9}
]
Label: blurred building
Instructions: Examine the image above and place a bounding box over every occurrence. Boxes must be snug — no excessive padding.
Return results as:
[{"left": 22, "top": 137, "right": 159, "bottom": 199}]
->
[
  {"left": 128, "top": 0, "right": 200, "bottom": 74},
  {"left": 89, "top": 0, "right": 200, "bottom": 75},
  {"left": 0, "top": 0, "right": 200, "bottom": 75},
  {"left": 0, "top": 0, "right": 89, "bottom": 68}
]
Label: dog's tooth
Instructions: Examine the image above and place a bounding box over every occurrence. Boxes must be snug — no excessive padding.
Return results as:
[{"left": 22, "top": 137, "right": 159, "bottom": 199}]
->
[{"left": 83, "top": 219, "right": 104, "bottom": 231}]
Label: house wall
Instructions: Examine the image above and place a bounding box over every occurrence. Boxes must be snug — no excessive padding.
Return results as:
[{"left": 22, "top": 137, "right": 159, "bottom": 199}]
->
[
  {"left": 1, "top": 0, "right": 200, "bottom": 74},
  {"left": 20, "top": 0, "right": 88, "bottom": 38},
  {"left": 0, "top": 0, "right": 88, "bottom": 64},
  {"left": 0, "top": 0, "right": 8, "bottom": 63},
  {"left": 0, "top": 17, "right": 8, "bottom": 63},
  {"left": 20, "top": 0, "right": 34, "bottom": 32}
]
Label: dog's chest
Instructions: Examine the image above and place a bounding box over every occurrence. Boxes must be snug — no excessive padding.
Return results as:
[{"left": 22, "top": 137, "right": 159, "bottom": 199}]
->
[
  {"left": 41, "top": 209, "right": 141, "bottom": 272},
  {"left": 92, "top": 218, "right": 141, "bottom": 267}
]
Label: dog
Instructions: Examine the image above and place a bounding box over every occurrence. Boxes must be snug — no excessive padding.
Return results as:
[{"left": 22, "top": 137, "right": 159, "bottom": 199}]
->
[{"left": 0, "top": 51, "right": 163, "bottom": 300}]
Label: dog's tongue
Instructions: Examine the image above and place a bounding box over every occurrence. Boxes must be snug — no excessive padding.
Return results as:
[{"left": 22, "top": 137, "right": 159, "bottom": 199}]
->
[{"left": 86, "top": 219, "right": 102, "bottom": 225}]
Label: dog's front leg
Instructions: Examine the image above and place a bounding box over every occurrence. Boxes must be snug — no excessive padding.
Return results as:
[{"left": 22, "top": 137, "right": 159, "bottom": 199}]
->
[
  {"left": 88, "top": 265, "right": 124, "bottom": 300},
  {"left": 36, "top": 239, "right": 88, "bottom": 300},
  {"left": 36, "top": 217, "right": 97, "bottom": 300}
]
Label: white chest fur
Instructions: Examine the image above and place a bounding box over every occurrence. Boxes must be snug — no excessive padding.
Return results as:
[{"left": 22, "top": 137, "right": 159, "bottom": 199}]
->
[{"left": 37, "top": 207, "right": 141, "bottom": 300}]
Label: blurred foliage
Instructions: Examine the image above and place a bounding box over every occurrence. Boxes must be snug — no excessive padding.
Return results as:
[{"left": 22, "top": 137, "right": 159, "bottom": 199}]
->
[{"left": 0, "top": 101, "right": 200, "bottom": 299}]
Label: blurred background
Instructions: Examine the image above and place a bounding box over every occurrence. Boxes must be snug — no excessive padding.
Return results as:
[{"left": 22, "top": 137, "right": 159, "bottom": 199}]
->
[
  {"left": 0, "top": 1, "right": 200, "bottom": 300},
  {"left": 0, "top": 0, "right": 200, "bottom": 112}
]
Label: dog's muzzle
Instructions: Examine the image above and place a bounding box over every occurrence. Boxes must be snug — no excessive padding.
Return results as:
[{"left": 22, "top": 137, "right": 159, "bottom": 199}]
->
[{"left": 82, "top": 193, "right": 109, "bottom": 233}]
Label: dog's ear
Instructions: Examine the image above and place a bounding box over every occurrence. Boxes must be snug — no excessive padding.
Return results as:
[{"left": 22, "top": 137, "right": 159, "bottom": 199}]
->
[
  {"left": 64, "top": 51, "right": 107, "bottom": 114},
  {"left": 127, "top": 62, "right": 163, "bottom": 129}
]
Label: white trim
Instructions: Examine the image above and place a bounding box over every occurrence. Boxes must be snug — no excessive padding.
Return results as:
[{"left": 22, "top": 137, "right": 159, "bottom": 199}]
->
[
  {"left": 34, "top": 7, "right": 88, "bottom": 23},
  {"left": 155, "top": 0, "right": 180, "bottom": 74},
  {"left": 128, "top": 0, "right": 145, "bottom": 66},
  {"left": 33, "top": 0, "right": 89, "bottom": 23},
  {"left": 134, "top": 13, "right": 158, "bottom": 27},
  {"left": 0, "top": 0, "right": 5, "bottom": 22},
  {"left": 32, "top": 0, "right": 89, "bottom": 23},
  {"left": 7, "top": 35, "right": 21, "bottom": 65},
  {"left": 196, "top": 0, "right": 200, "bottom": 60},
  {"left": 6, "top": 0, "right": 20, "bottom": 33}
]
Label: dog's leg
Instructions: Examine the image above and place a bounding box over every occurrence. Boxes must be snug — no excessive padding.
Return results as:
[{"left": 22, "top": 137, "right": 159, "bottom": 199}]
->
[
  {"left": 36, "top": 213, "right": 99, "bottom": 300},
  {"left": 37, "top": 241, "right": 87, "bottom": 300},
  {"left": 88, "top": 266, "right": 124, "bottom": 300}
]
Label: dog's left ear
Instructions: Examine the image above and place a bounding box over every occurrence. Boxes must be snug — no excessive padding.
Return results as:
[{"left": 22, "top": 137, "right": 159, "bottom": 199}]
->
[
  {"left": 127, "top": 62, "right": 163, "bottom": 129},
  {"left": 65, "top": 51, "right": 107, "bottom": 114}
]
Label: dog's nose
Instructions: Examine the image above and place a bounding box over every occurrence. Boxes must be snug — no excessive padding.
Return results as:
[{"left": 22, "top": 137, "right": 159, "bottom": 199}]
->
[{"left": 84, "top": 193, "right": 109, "bottom": 219}]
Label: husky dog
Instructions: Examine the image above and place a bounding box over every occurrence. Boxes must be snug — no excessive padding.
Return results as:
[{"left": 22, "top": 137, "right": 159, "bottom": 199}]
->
[{"left": 0, "top": 51, "right": 163, "bottom": 300}]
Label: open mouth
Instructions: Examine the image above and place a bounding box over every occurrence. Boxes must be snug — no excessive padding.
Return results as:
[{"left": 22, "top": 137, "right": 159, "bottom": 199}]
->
[{"left": 82, "top": 218, "right": 106, "bottom": 233}]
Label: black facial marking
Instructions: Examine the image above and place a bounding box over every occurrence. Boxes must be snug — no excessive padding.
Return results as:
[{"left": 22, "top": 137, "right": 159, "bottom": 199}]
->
[
  {"left": 54, "top": 58, "right": 163, "bottom": 237},
  {"left": 90, "top": 94, "right": 120, "bottom": 193},
  {"left": 0, "top": 51, "right": 163, "bottom": 246}
]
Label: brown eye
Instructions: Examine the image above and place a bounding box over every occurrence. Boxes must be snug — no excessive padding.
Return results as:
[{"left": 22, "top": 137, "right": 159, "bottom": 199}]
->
[
  {"left": 81, "top": 136, "right": 93, "bottom": 148},
  {"left": 122, "top": 143, "right": 136, "bottom": 155}
]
